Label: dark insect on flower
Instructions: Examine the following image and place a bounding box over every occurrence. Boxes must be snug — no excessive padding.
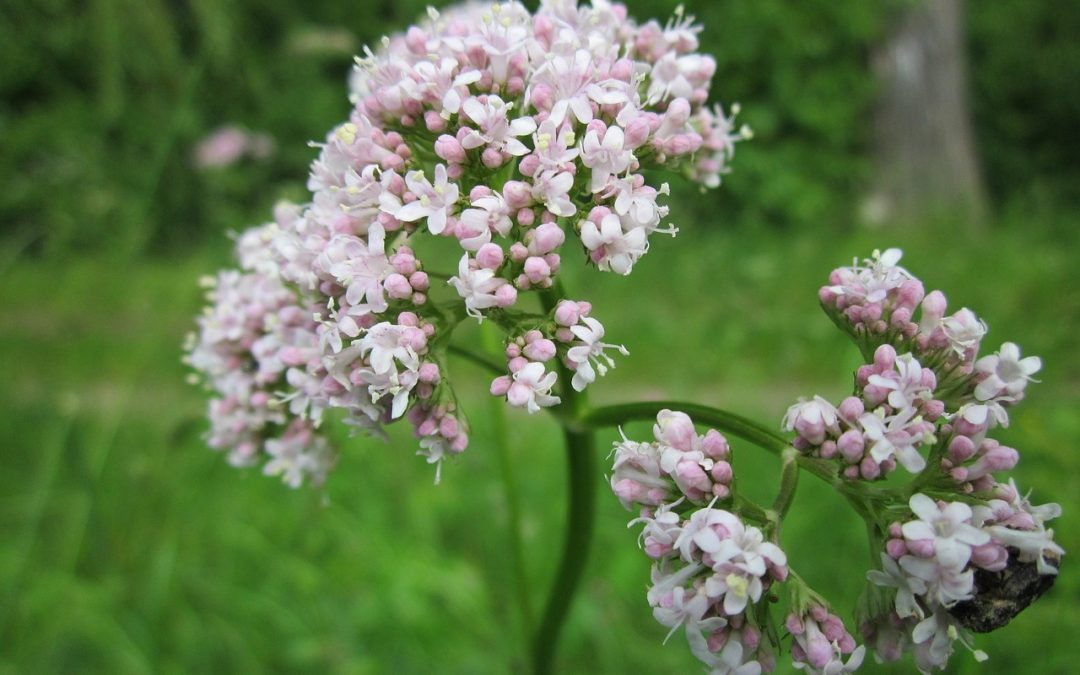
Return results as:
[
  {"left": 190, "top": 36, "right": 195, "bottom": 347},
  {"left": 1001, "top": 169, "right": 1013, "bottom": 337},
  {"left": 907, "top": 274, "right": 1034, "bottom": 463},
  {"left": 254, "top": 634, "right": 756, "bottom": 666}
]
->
[{"left": 949, "top": 550, "right": 1060, "bottom": 633}]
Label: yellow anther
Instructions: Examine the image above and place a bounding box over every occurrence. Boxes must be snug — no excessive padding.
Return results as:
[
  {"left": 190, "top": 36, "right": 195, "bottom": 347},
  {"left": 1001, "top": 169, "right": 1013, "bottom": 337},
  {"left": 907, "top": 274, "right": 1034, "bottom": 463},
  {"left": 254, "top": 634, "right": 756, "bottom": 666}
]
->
[
  {"left": 336, "top": 123, "right": 358, "bottom": 144},
  {"left": 725, "top": 573, "right": 749, "bottom": 598}
]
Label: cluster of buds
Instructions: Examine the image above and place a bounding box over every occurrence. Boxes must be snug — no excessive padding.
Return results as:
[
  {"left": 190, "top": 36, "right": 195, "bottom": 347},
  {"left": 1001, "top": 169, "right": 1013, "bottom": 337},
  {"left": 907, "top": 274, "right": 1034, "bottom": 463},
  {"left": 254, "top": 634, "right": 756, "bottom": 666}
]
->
[
  {"left": 611, "top": 411, "right": 786, "bottom": 673},
  {"left": 785, "top": 250, "right": 1041, "bottom": 483},
  {"left": 786, "top": 605, "right": 864, "bottom": 674},
  {"left": 188, "top": 0, "right": 746, "bottom": 484}
]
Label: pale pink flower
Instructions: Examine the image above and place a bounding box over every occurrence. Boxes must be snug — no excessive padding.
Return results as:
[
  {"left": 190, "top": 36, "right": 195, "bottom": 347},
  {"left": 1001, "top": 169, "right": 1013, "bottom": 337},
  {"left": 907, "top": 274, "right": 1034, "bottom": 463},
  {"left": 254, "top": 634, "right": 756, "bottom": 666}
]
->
[
  {"left": 581, "top": 125, "right": 634, "bottom": 192},
  {"left": 974, "top": 342, "right": 1041, "bottom": 401},
  {"left": 447, "top": 253, "right": 505, "bottom": 320},
  {"left": 393, "top": 165, "right": 460, "bottom": 234},
  {"left": 506, "top": 361, "right": 561, "bottom": 413},
  {"left": 580, "top": 213, "right": 649, "bottom": 275},
  {"left": 566, "top": 316, "right": 629, "bottom": 391}
]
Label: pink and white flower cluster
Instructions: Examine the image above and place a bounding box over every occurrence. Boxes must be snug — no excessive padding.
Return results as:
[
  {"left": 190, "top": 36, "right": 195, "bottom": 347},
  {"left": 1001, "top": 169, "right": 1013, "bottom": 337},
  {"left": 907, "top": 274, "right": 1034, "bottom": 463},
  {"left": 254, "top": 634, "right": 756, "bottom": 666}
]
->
[
  {"left": 491, "top": 300, "right": 629, "bottom": 412},
  {"left": 862, "top": 485, "right": 1062, "bottom": 672},
  {"left": 787, "top": 605, "right": 864, "bottom": 675},
  {"left": 611, "top": 411, "right": 784, "bottom": 673},
  {"left": 786, "top": 249, "right": 1041, "bottom": 482},
  {"left": 189, "top": 1, "right": 746, "bottom": 485}
]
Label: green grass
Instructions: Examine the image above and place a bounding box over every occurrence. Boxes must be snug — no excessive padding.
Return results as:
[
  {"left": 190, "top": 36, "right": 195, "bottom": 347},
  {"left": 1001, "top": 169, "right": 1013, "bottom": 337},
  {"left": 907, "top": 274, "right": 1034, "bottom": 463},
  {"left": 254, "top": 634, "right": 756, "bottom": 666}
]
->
[{"left": 1, "top": 217, "right": 1077, "bottom": 674}]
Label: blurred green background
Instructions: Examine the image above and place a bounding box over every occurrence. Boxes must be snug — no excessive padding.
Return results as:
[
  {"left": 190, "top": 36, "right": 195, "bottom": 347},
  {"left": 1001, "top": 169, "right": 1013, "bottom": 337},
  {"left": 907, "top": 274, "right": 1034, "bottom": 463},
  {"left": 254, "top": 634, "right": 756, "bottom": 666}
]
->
[{"left": 2, "top": 0, "right": 1078, "bottom": 673}]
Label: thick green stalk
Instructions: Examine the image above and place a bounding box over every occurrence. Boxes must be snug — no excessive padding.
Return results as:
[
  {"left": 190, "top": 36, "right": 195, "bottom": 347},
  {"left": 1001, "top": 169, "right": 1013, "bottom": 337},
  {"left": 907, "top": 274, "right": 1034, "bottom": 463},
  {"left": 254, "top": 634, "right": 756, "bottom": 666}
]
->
[
  {"left": 480, "top": 324, "right": 535, "bottom": 641},
  {"left": 531, "top": 286, "right": 597, "bottom": 675},
  {"left": 530, "top": 417, "right": 595, "bottom": 675}
]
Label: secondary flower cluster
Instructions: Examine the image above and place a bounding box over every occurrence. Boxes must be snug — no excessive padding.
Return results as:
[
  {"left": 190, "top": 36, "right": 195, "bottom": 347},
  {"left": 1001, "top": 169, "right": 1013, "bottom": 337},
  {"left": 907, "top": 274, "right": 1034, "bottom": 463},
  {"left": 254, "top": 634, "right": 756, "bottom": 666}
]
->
[
  {"left": 611, "top": 410, "right": 788, "bottom": 674},
  {"left": 861, "top": 484, "right": 1062, "bottom": 673},
  {"left": 784, "top": 249, "right": 1041, "bottom": 483},
  {"left": 188, "top": 1, "right": 745, "bottom": 484},
  {"left": 775, "top": 248, "right": 1063, "bottom": 671}
]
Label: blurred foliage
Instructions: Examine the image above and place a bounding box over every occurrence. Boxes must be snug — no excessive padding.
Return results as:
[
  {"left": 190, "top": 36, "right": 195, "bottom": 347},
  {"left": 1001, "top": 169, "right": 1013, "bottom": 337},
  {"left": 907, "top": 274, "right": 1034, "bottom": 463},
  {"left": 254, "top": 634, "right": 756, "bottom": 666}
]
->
[
  {"left": 968, "top": 0, "right": 1080, "bottom": 209},
  {"left": 1, "top": 0, "right": 1078, "bottom": 259}
]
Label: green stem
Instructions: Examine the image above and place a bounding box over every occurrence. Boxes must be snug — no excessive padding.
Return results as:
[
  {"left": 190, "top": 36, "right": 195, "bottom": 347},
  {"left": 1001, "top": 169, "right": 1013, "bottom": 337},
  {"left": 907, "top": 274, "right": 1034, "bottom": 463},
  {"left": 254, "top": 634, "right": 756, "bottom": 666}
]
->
[
  {"left": 772, "top": 446, "right": 801, "bottom": 521},
  {"left": 531, "top": 286, "right": 597, "bottom": 675},
  {"left": 447, "top": 344, "right": 504, "bottom": 376},
  {"left": 480, "top": 324, "right": 535, "bottom": 641}
]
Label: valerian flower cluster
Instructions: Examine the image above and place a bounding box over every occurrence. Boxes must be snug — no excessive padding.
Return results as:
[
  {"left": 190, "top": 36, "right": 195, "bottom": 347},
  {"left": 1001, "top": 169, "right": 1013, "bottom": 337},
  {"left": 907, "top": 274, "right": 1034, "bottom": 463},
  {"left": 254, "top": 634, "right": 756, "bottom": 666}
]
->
[
  {"left": 609, "top": 250, "right": 1062, "bottom": 673},
  {"left": 186, "top": 1, "right": 746, "bottom": 485}
]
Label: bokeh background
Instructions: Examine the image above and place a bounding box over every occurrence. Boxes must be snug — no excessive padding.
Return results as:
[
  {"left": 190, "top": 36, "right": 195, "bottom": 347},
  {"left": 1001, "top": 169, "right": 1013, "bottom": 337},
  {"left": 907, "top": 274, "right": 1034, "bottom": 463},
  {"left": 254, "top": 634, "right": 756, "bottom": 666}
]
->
[{"left": 2, "top": 0, "right": 1078, "bottom": 673}]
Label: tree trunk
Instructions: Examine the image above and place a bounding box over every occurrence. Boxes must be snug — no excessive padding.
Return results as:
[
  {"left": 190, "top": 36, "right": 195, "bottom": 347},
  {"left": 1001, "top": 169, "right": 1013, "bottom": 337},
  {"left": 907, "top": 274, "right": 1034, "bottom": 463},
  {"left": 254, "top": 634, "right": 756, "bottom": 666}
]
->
[{"left": 865, "top": 0, "right": 988, "bottom": 226}]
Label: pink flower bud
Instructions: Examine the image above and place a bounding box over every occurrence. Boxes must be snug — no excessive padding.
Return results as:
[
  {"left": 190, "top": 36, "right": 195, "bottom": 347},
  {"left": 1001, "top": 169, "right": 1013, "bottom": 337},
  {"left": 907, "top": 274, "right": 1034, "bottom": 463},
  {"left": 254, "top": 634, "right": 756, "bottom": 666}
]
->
[
  {"left": 970, "top": 542, "right": 1008, "bottom": 571},
  {"left": 417, "top": 418, "right": 438, "bottom": 436},
  {"left": 908, "top": 539, "right": 936, "bottom": 558},
  {"left": 701, "top": 429, "right": 729, "bottom": 459},
  {"left": 476, "top": 243, "right": 504, "bottom": 269},
  {"left": 710, "top": 460, "right": 733, "bottom": 484},
  {"left": 654, "top": 410, "right": 696, "bottom": 451},
  {"left": 529, "top": 221, "right": 565, "bottom": 255},
  {"left": 383, "top": 273, "right": 413, "bottom": 299},
  {"left": 859, "top": 457, "right": 881, "bottom": 480},
  {"left": 921, "top": 290, "right": 948, "bottom": 322},
  {"left": 523, "top": 338, "right": 557, "bottom": 362},
  {"left": 439, "top": 416, "right": 459, "bottom": 438},
  {"left": 495, "top": 283, "right": 518, "bottom": 308},
  {"left": 469, "top": 185, "right": 492, "bottom": 202},
  {"left": 610, "top": 57, "right": 635, "bottom": 81},
  {"left": 278, "top": 346, "right": 308, "bottom": 368},
  {"left": 786, "top": 614, "right": 805, "bottom": 635},
  {"left": 523, "top": 256, "right": 551, "bottom": 283},
  {"left": 517, "top": 207, "right": 536, "bottom": 227},
  {"left": 502, "top": 181, "right": 532, "bottom": 209},
  {"left": 481, "top": 147, "right": 504, "bottom": 168},
  {"left": 885, "top": 538, "right": 907, "bottom": 559},
  {"left": 490, "top": 376, "right": 511, "bottom": 396},
  {"left": 408, "top": 271, "right": 429, "bottom": 291},
  {"left": 623, "top": 116, "right": 651, "bottom": 148},
  {"left": 518, "top": 153, "right": 540, "bottom": 176},
  {"left": 499, "top": 244, "right": 522, "bottom": 267},
  {"left": 409, "top": 364, "right": 438, "bottom": 387},
  {"left": 837, "top": 430, "right": 865, "bottom": 462},
  {"left": 450, "top": 433, "right": 469, "bottom": 453},
  {"left": 837, "top": 396, "right": 865, "bottom": 422},
  {"left": 897, "top": 279, "right": 925, "bottom": 309},
  {"left": 424, "top": 110, "right": 447, "bottom": 132}
]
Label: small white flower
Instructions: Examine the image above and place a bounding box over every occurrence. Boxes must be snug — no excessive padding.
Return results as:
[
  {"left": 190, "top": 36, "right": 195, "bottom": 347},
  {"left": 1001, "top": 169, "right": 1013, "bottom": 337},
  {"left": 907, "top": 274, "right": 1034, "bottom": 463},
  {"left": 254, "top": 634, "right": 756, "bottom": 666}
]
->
[
  {"left": 506, "top": 362, "right": 561, "bottom": 413},
  {"left": 392, "top": 165, "right": 459, "bottom": 234},
  {"left": 580, "top": 213, "right": 649, "bottom": 275},
  {"left": 974, "top": 342, "right": 1041, "bottom": 401},
  {"left": 867, "top": 553, "right": 927, "bottom": 619},
  {"left": 903, "top": 494, "right": 991, "bottom": 571},
  {"left": 566, "top": 316, "right": 629, "bottom": 391},
  {"left": 580, "top": 126, "right": 634, "bottom": 192},
  {"left": 782, "top": 396, "right": 839, "bottom": 446},
  {"left": 867, "top": 353, "right": 932, "bottom": 410},
  {"left": 460, "top": 95, "right": 537, "bottom": 156},
  {"left": 531, "top": 170, "right": 577, "bottom": 217},
  {"left": 447, "top": 253, "right": 504, "bottom": 320},
  {"left": 859, "top": 407, "right": 928, "bottom": 473},
  {"left": 941, "top": 308, "right": 986, "bottom": 358}
]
